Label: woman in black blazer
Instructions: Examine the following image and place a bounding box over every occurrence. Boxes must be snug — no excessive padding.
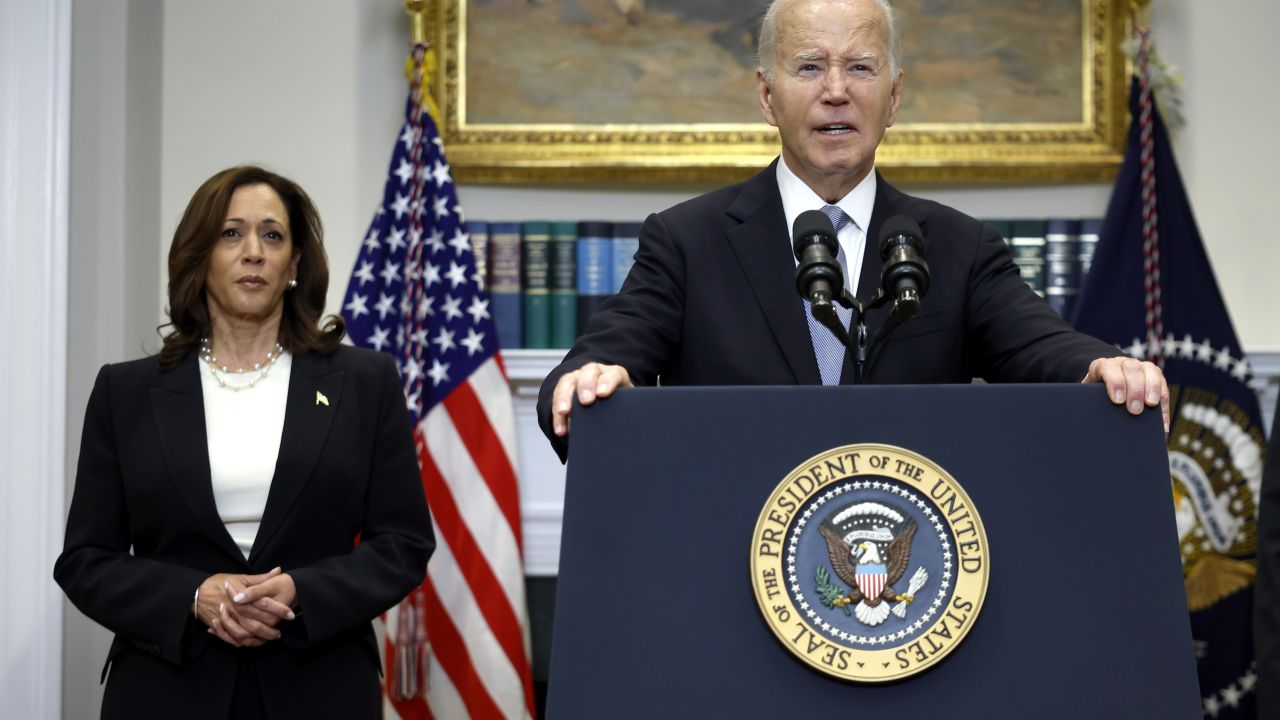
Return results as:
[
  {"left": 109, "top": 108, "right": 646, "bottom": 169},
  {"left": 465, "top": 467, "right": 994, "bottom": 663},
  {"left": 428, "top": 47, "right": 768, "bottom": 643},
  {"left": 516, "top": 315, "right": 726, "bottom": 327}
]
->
[{"left": 55, "top": 165, "right": 435, "bottom": 719}]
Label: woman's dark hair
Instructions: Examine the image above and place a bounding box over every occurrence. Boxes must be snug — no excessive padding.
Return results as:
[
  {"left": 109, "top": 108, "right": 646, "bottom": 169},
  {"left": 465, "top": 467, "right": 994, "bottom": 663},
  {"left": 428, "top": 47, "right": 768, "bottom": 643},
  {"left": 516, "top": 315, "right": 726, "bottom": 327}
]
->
[{"left": 158, "top": 165, "right": 345, "bottom": 370}]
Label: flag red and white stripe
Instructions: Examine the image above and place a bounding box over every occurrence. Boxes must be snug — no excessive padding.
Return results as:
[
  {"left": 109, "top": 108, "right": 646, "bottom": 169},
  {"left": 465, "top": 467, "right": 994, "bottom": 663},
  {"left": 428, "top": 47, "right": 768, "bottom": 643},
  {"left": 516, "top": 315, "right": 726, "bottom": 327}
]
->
[{"left": 342, "top": 43, "right": 536, "bottom": 719}]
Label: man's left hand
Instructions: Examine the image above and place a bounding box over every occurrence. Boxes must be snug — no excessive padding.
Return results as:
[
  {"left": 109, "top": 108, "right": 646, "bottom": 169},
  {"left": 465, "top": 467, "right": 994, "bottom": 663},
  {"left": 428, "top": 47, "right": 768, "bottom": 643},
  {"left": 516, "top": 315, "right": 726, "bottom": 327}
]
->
[{"left": 1082, "top": 356, "right": 1170, "bottom": 434}]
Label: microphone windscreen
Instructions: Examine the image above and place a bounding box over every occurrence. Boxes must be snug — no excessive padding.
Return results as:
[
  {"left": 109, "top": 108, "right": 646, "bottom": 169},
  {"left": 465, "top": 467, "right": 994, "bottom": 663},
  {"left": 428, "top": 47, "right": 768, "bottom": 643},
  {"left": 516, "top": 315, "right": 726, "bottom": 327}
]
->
[
  {"left": 879, "top": 215, "right": 924, "bottom": 256},
  {"left": 792, "top": 210, "right": 839, "bottom": 261}
]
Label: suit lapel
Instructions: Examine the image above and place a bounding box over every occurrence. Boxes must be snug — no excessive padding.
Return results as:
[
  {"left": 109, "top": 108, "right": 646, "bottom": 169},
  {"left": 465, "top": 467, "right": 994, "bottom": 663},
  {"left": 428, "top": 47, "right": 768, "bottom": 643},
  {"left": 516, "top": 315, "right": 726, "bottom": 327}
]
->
[
  {"left": 250, "top": 351, "right": 344, "bottom": 563},
  {"left": 725, "top": 162, "right": 822, "bottom": 385},
  {"left": 149, "top": 351, "right": 246, "bottom": 565}
]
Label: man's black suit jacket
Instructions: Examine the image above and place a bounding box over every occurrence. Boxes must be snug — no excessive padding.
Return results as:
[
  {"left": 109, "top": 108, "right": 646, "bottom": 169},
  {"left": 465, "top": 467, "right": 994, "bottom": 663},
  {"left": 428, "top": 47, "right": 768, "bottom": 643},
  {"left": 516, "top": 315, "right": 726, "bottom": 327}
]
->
[
  {"left": 537, "top": 162, "right": 1117, "bottom": 461},
  {"left": 55, "top": 346, "right": 435, "bottom": 719}
]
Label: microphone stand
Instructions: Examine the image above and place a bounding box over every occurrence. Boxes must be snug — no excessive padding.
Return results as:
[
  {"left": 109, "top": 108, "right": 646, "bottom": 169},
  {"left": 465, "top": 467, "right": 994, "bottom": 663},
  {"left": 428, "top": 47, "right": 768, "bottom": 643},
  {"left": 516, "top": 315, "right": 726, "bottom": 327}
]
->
[{"left": 811, "top": 288, "right": 916, "bottom": 385}]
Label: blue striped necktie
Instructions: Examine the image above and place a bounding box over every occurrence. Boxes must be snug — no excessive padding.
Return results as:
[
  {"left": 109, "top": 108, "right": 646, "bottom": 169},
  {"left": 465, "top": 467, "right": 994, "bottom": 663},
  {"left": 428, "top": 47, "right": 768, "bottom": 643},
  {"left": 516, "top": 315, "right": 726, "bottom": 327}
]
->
[{"left": 804, "top": 205, "right": 854, "bottom": 385}]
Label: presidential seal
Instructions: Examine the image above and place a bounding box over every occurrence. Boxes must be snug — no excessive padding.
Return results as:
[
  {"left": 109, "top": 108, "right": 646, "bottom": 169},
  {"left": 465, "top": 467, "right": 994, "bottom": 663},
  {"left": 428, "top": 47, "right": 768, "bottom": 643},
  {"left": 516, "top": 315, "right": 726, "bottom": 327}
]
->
[{"left": 750, "top": 444, "right": 989, "bottom": 682}]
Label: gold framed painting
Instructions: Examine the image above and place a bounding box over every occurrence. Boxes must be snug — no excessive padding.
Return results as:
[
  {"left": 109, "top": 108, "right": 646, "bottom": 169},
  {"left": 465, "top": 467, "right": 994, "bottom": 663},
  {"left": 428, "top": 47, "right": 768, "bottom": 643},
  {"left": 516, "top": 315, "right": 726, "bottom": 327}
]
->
[{"left": 427, "top": 0, "right": 1131, "bottom": 184}]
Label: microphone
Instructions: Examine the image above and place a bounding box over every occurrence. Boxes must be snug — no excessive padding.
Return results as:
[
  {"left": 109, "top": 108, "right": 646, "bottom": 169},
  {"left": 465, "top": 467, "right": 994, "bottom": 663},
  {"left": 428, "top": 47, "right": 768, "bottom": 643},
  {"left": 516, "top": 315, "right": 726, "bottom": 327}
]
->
[
  {"left": 792, "top": 210, "right": 844, "bottom": 317},
  {"left": 878, "top": 215, "right": 930, "bottom": 322}
]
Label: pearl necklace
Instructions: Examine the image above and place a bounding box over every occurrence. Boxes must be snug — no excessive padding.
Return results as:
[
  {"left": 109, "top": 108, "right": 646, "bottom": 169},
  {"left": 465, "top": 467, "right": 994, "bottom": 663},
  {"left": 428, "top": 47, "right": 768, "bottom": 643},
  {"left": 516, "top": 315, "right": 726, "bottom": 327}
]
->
[{"left": 199, "top": 338, "right": 285, "bottom": 392}]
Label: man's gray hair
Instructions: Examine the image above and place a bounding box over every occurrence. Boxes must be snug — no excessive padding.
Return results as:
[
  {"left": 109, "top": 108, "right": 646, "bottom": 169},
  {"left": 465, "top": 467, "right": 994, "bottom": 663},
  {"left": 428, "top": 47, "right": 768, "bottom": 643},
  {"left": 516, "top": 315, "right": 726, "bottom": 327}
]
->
[{"left": 756, "top": 0, "right": 901, "bottom": 84}]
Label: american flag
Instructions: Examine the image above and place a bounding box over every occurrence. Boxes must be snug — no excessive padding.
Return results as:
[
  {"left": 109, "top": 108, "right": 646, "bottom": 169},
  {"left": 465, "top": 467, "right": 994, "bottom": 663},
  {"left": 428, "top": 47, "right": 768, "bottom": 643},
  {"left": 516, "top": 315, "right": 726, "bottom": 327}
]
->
[{"left": 342, "top": 44, "right": 536, "bottom": 719}]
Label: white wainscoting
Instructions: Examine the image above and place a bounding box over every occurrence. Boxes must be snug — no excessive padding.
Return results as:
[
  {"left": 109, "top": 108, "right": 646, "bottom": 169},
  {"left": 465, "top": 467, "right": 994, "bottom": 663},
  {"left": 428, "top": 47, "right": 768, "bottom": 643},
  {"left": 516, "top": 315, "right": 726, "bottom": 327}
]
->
[
  {"left": 0, "top": 0, "right": 71, "bottom": 717},
  {"left": 505, "top": 350, "right": 1280, "bottom": 577}
]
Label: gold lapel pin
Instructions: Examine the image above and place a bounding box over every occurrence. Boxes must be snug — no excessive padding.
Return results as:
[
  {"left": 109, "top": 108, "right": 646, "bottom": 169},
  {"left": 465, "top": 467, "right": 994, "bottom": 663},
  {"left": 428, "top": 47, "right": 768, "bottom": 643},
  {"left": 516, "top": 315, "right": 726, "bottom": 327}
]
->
[{"left": 316, "top": 391, "right": 329, "bottom": 407}]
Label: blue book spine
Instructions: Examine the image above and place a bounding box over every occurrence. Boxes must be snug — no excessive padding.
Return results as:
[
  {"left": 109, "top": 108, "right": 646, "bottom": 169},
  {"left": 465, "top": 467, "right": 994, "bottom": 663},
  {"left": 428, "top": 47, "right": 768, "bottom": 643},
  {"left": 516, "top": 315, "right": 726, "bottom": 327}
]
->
[
  {"left": 611, "top": 221, "right": 642, "bottom": 294},
  {"left": 576, "top": 221, "right": 613, "bottom": 337},
  {"left": 488, "top": 222, "right": 522, "bottom": 350}
]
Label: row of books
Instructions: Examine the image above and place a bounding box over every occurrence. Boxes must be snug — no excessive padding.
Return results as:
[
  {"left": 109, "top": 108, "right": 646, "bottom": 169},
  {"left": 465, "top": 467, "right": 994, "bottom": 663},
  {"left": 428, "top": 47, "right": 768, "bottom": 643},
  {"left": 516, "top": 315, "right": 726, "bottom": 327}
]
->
[
  {"left": 986, "top": 218, "right": 1104, "bottom": 322},
  {"left": 469, "top": 217, "right": 1104, "bottom": 350},
  {"left": 467, "top": 221, "right": 641, "bottom": 350}
]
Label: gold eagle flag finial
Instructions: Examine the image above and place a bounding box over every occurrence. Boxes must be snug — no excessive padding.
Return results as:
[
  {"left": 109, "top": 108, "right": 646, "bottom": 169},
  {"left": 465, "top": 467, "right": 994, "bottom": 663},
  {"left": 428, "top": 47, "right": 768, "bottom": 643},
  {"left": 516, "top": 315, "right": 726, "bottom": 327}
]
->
[
  {"left": 401, "top": 0, "right": 442, "bottom": 121},
  {"left": 1128, "top": 0, "right": 1152, "bottom": 29},
  {"left": 403, "top": 0, "right": 428, "bottom": 46}
]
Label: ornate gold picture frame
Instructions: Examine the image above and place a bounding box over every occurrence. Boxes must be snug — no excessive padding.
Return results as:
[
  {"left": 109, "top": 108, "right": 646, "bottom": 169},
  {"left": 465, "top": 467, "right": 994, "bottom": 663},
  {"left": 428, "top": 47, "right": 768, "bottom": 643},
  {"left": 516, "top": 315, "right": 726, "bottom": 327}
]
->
[{"left": 428, "top": 0, "right": 1130, "bottom": 184}]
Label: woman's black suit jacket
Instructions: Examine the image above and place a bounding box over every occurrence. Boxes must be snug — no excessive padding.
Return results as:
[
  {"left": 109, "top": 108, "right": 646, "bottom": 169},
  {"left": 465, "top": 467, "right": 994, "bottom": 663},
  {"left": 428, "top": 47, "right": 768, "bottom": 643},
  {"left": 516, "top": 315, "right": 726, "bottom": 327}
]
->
[{"left": 55, "top": 345, "right": 435, "bottom": 719}]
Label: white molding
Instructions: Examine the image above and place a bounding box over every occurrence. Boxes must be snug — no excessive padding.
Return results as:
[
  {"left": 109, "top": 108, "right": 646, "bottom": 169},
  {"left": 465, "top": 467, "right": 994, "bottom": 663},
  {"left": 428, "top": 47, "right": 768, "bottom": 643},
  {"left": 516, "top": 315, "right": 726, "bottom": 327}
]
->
[{"left": 0, "top": 0, "right": 70, "bottom": 716}]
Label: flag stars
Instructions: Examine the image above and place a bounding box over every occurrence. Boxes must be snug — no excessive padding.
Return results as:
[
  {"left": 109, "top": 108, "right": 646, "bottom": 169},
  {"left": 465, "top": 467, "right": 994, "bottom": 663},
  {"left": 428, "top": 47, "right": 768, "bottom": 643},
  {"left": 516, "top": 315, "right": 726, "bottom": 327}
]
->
[
  {"left": 380, "top": 260, "right": 402, "bottom": 286},
  {"left": 428, "top": 359, "right": 451, "bottom": 386},
  {"left": 427, "top": 229, "right": 446, "bottom": 254},
  {"left": 461, "top": 328, "right": 485, "bottom": 356},
  {"left": 448, "top": 229, "right": 472, "bottom": 256},
  {"left": 403, "top": 357, "right": 423, "bottom": 384},
  {"left": 1148, "top": 335, "right": 1163, "bottom": 357},
  {"left": 431, "top": 159, "right": 452, "bottom": 187},
  {"left": 417, "top": 296, "right": 435, "bottom": 319},
  {"left": 1215, "top": 346, "right": 1234, "bottom": 370},
  {"left": 344, "top": 292, "right": 369, "bottom": 319},
  {"left": 1231, "top": 358, "right": 1250, "bottom": 381},
  {"left": 466, "top": 296, "right": 490, "bottom": 323},
  {"left": 364, "top": 228, "right": 381, "bottom": 251},
  {"left": 1179, "top": 334, "right": 1196, "bottom": 359},
  {"left": 387, "top": 227, "right": 407, "bottom": 253},
  {"left": 375, "top": 293, "right": 396, "bottom": 320},
  {"left": 441, "top": 295, "right": 464, "bottom": 321},
  {"left": 432, "top": 327, "right": 457, "bottom": 353},
  {"left": 391, "top": 193, "right": 411, "bottom": 220},
  {"left": 1197, "top": 339, "right": 1215, "bottom": 362},
  {"left": 424, "top": 262, "right": 442, "bottom": 287},
  {"left": 399, "top": 124, "right": 416, "bottom": 148},
  {"left": 411, "top": 328, "right": 429, "bottom": 348},
  {"left": 394, "top": 158, "right": 415, "bottom": 186},
  {"left": 368, "top": 326, "right": 390, "bottom": 351},
  {"left": 353, "top": 261, "right": 375, "bottom": 286},
  {"left": 446, "top": 261, "right": 468, "bottom": 289},
  {"left": 432, "top": 196, "right": 451, "bottom": 220}
]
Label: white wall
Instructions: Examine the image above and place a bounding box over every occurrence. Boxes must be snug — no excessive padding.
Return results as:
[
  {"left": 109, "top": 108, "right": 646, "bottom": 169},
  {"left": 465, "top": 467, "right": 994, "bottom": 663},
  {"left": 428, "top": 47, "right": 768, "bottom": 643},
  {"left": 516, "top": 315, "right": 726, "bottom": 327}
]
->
[{"left": 57, "top": 0, "right": 1280, "bottom": 717}]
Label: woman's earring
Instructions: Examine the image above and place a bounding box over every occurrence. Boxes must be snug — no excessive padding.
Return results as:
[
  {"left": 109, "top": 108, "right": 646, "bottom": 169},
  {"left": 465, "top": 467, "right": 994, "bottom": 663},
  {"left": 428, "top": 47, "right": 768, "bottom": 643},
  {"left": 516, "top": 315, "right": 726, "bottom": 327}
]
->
[{"left": 289, "top": 279, "right": 298, "bottom": 290}]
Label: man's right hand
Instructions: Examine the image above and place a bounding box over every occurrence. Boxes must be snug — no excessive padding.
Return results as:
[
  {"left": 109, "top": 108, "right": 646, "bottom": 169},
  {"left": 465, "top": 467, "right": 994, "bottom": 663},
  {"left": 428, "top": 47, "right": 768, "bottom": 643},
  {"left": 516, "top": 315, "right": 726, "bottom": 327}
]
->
[{"left": 550, "top": 362, "right": 634, "bottom": 437}]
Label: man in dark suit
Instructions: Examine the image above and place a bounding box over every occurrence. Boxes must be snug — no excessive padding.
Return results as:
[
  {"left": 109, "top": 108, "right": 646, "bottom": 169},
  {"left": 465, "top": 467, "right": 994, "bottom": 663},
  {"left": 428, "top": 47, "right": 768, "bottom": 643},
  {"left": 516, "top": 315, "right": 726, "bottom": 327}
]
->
[{"left": 537, "top": 0, "right": 1168, "bottom": 461}]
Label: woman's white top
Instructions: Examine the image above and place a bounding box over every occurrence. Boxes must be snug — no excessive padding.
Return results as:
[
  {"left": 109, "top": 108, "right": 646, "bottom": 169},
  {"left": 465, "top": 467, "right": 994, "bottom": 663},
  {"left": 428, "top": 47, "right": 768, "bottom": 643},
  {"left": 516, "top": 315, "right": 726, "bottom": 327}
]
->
[{"left": 198, "top": 352, "right": 292, "bottom": 560}]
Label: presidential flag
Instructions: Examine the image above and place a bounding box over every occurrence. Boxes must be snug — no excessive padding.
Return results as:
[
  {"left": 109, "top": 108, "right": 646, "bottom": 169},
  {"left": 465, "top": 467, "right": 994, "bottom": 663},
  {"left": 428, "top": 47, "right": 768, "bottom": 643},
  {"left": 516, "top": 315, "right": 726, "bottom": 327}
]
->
[
  {"left": 342, "top": 43, "right": 536, "bottom": 719},
  {"left": 1071, "top": 32, "right": 1265, "bottom": 719}
]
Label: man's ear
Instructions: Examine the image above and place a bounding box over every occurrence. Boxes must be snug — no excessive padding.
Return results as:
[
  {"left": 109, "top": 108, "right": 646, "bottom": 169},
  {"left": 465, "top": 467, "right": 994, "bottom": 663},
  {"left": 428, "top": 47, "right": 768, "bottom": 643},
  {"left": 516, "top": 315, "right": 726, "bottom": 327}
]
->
[
  {"left": 757, "top": 69, "right": 779, "bottom": 128},
  {"left": 885, "top": 69, "right": 904, "bottom": 128}
]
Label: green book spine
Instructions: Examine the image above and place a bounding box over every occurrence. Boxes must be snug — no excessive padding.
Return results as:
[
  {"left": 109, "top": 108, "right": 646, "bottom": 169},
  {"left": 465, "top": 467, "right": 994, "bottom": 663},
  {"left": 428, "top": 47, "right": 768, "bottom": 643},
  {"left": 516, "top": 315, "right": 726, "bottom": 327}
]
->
[
  {"left": 549, "top": 221, "right": 578, "bottom": 348},
  {"left": 521, "top": 221, "right": 552, "bottom": 349}
]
